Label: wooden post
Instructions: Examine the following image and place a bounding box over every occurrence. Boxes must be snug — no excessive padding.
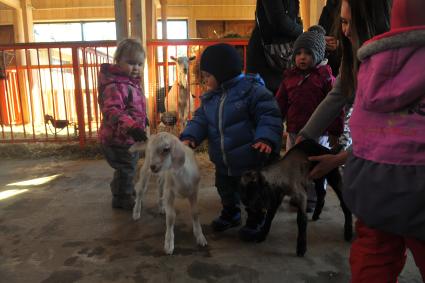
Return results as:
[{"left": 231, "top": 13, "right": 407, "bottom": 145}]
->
[
  {"left": 160, "top": 0, "right": 167, "bottom": 40},
  {"left": 300, "top": 0, "right": 310, "bottom": 30},
  {"left": 145, "top": 0, "right": 155, "bottom": 41},
  {"left": 13, "top": 8, "right": 25, "bottom": 43},
  {"left": 160, "top": 0, "right": 168, "bottom": 114},
  {"left": 131, "top": 0, "right": 143, "bottom": 40},
  {"left": 13, "top": 7, "right": 31, "bottom": 124},
  {"left": 72, "top": 48, "right": 86, "bottom": 147},
  {"left": 114, "top": 0, "right": 129, "bottom": 42},
  {"left": 20, "top": 0, "right": 33, "bottom": 43}
]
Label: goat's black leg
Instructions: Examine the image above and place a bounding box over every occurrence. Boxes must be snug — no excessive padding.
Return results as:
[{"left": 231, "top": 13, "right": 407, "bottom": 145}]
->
[
  {"left": 257, "top": 198, "right": 282, "bottom": 242},
  {"left": 327, "top": 170, "right": 353, "bottom": 241},
  {"left": 296, "top": 209, "right": 308, "bottom": 256},
  {"left": 312, "top": 178, "right": 326, "bottom": 221}
]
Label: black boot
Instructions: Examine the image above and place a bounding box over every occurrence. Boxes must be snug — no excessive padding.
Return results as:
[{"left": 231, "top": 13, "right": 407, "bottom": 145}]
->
[
  {"left": 211, "top": 206, "right": 241, "bottom": 232},
  {"left": 112, "top": 195, "right": 135, "bottom": 211},
  {"left": 239, "top": 209, "right": 265, "bottom": 242}
]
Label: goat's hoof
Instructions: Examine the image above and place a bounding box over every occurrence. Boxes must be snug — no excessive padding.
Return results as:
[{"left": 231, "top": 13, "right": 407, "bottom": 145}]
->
[
  {"left": 158, "top": 206, "right": 165, "bottom": 215},
  {"left": 132, "top": 211, "right": 141, "bottom": 220},
  {"left": 312, "top": 214, "right": 320, "bottom": 221},
  {"left": 164, "top": 241, "right": 174, "bottom": 255},
  {"left": 196, "top": 234, "right": 208, "bottom": 247}
]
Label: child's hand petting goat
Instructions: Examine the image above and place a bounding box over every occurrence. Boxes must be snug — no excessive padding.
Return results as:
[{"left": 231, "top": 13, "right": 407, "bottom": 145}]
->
[{"left": 129, "top": 132, "right": 207, "bottom": 255}]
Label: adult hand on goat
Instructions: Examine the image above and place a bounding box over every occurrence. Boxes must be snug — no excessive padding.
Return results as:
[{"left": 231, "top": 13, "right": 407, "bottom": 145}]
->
[
  {"left": 295, "top": 135, "right": 305, "bottom": 145},
  {"left": 252, "top": 141, "right": 272, "bottom": 154},
  {"left": 182, "top": 139, "right": 196, "bottom": 149},
  {"left": 128, "top": 127, "right": 147, "bottom": 142},
  {"left": 308, "top": 151, "right": 348, "bottom": 179}
]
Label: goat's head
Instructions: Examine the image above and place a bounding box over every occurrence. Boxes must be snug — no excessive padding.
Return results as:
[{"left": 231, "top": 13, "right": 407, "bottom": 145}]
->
[
  {"left": 44, "top": 114, "right": 54, "bottom": 123},
  {"left": 170, "top": 55, "right": 196, "bottom": 87},
  {"left": 239, "top": 170, "right": 268, "bottom": 210},
  {"left": 146, "top": 132, "right": 185, "bottom": 173}
]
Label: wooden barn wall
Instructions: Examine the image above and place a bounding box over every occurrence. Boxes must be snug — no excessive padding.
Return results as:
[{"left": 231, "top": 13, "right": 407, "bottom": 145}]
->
[{"left": 0, "top": 0, "right": 326, "bottom": 38}]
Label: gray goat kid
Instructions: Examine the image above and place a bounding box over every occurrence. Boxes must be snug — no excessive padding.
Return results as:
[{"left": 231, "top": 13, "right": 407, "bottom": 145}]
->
[
  {"left": 239, "top": 139, "right": 353, "bottom": 257},
  {"left": 165, "top": 55, "right": 196, "bottom": 129}
]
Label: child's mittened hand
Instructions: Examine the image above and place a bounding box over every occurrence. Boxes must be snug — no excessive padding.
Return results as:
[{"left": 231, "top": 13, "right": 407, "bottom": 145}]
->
[
  {"left": 182, "top": 139, "right": 196, "bottom": 149},
  {"left": 128, "top": 127, "right": 147, "bottom": 142},
  {"left": 252, "top": 142, "right": 272, "bottom": 154}
]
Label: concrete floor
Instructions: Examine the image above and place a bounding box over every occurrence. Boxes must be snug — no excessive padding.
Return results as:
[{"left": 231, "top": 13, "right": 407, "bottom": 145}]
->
[{"left": 0, "top": 154, "right": 422, "bottom": 283}]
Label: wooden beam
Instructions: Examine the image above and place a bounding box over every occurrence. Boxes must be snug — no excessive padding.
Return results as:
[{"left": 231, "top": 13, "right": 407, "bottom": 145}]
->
[
  {"left": 300, "top": 0, "right": 310, "bottom": 30},
  {"left": 159, "top": 0, "right": 167, "bottom": 39},
  {"left": 31, "top": 0, "right": 112, "bottom": 9},
  {"left": 145, "top": 0, "right": 154, "bottom": 40},
  {"left": 114, "top": 0, "right": 129, "bottom": 42},
  {"left": 13, "top": 8, "right": 24, "bottom": 42},
  {"left": 130, "top": 0, "right": 142, "bottom": 40},
  {"left": 20, "top": 0, "right": 33, "bottom": 42},
  {"left": 0, "top": 0, "right": 20, "bottom": 9}
]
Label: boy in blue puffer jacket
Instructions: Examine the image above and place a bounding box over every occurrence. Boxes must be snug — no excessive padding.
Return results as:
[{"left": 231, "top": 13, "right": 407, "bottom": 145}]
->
[{"left": 180, "top": 43, "right": 282, "bottom": 241}]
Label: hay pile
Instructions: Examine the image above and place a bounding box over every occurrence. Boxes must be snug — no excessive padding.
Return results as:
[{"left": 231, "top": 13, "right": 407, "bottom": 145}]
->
[{"left": 0, "top": 142, "right": 103, "bottom": 160}]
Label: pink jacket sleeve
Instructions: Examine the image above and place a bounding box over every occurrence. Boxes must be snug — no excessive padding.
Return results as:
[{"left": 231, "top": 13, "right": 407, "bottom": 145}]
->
[{"left": 101, "top": 83, "right": 139, "bottom": 135}]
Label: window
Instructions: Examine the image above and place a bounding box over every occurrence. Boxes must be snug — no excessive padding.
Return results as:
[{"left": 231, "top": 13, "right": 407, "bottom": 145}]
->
[
  {"left": 82, "top": 22, "right": 116, "bottom": 41},
  {"left": 34, "top": 22, "right": 116, "bottom": 42},
  {"left": 34, "top": 23, "right": 82, "bottom": 42},
  {"left": 155, "top": 20, "right": 189, "bottom": 86},
  {"left": 156, "top": 20, "right": 188, "bottom": 40}
]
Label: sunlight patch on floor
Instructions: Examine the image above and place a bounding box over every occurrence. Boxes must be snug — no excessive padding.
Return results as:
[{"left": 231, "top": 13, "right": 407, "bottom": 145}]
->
[
  {"left": 6, "top": 174, "right": 62, "bottom": 187},
  {"left": 0, "top": 189, "right": 29, "bottom": 200}
]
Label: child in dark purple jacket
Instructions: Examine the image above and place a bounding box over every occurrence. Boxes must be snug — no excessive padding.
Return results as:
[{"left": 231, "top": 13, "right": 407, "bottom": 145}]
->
[
  {"left": 276, "top": 25, "right": 343, "bottom": 149},
  {"left": 276, "top": 25, "right": 343, "bottom": 209},
  {"left": 98, "top": 38, "right": 147, "bottom": 210}
]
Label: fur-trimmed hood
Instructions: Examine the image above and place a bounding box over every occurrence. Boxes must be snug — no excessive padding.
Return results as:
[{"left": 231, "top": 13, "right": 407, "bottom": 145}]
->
[
  {"left": 355, "top": 27, "right": 425, "bottom": 113},
  {"left": 349, "top": 26, "right": 425, "bottom": 165},
  {"left": 358, "top": 27, "right": 425, "bottom": 62}
]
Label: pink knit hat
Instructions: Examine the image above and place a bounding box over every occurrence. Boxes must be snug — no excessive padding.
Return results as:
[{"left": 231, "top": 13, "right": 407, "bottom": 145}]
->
[{"left": 391, "top": 0, "right": 425, "bottom": 29}]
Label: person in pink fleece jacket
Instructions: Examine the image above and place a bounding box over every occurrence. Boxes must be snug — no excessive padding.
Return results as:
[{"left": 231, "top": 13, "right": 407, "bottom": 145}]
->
[
  {"left": 343, "top": 0, "right": 425, "bottom": 281},
  {"left": 98, "top": 38, "right": 147, "bottom": 211}
]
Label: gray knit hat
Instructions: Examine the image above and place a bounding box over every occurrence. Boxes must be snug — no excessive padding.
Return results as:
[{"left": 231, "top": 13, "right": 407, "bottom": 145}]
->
[{"left": 293, "top": 25, "right": 326, "bottom": 66}]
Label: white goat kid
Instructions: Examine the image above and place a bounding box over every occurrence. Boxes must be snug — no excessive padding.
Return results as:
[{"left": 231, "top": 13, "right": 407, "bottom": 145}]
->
[
  {"left": 130, "top": 132, "right": 207, "bottom": 255},
  {"left": 165, "top": 56, "right": 196, "bottom": 129}
]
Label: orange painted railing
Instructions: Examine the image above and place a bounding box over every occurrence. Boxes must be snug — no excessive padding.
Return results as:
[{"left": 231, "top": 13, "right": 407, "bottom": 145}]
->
[{"left": 0, "top": 39, "right": 249, "bottom": 146}]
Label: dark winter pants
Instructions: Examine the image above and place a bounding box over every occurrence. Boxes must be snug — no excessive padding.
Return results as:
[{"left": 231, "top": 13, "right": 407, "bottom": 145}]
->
[
  {"left": 102, "top": 144, "right": 139, "bottom": 198},
  {"left": 215, "top": 172, "right": 241, "bottom": 211},
  {"left": 350, "top": 219, "right": 425, "bottom": 283}
]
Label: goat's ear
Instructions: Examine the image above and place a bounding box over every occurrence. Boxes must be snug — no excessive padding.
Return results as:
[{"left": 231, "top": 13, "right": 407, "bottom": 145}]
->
[
  {"left": 171, "top": 139, "right": 185, "bottom": 169},
  {"left": 170, "top": 56, "right": 177, "bottom": 62},
  {"left": 188, "top": 56, "right": 196, "bottom": 61}
]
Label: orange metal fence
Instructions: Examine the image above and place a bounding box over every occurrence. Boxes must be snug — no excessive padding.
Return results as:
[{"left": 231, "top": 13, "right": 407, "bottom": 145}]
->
[{"left": 0, "top": 39, "right": 249, "bottom": 147}]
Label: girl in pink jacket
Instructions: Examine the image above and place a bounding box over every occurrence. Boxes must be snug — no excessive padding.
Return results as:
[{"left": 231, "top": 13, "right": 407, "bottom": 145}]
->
[
  {"left": 98, "top": 38, "right": 147, "bottom": 210},
  {"left": 343, "top": 0, "right": 425, "bottom": 281}
]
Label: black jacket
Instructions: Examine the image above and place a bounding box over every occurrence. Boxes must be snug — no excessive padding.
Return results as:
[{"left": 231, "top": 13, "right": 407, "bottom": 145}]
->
[
  {"left": 318, "top": 0, "right": 341, "bottom": 76},
  {"left": 247, "top": 0, "right": 302, "bottom": 94}
]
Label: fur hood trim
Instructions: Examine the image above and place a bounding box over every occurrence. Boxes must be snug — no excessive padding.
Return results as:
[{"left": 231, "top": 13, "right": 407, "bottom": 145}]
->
[{"left": 358, "top": 27, "right": 425, "bottom": 62}]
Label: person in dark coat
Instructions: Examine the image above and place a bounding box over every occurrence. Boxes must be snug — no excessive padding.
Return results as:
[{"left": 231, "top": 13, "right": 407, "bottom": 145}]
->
[
  {"left": 318, "top": 0, "right": 342, "bottom": 76},
  {"left": 246, "top": 0, "right": 303, "bottom": 94}
]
